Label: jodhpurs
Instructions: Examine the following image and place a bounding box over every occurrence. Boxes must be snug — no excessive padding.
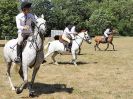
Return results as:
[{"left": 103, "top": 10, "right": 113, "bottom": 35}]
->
[
  {"left": 62, "top": 34, "right": 71, "bottom": 43},
  {"left": 17, "top": 33, "right": 30, "bottom": 45},
  {"left": 62, "top": 33, "right": 75, "bottom": 43}
]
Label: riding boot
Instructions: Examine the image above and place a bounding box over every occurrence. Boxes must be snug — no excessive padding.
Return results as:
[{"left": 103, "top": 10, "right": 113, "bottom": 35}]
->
[
  {"left": 14, "top": 44, "right": 22, "bottom": 63},
  {"left": 105, "top": 37, "right": 108, "bottom": 43},
  {"left": 68, "top": 40, "right": 72, "bottom": 52}
]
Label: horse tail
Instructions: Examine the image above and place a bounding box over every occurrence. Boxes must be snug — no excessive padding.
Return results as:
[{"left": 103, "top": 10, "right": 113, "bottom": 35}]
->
[{"left": 44, "top": 42, "right": 50, "bottom": 50}]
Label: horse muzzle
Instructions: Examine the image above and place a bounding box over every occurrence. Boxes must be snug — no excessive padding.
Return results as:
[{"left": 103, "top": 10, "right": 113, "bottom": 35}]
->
[{"left": 87, "top": 40, "right": 92, "bottom": 44}]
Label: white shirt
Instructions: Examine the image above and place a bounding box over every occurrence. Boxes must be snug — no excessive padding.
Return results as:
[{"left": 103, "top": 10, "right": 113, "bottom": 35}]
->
[
  {"left": 104, "top": 28, "right": 111, "bottom": 37},
  {"left": 16, "top": 12, "right": 35, "bottom": 34},
  {"left": 64, "top": 26, "right": 76, "bottom": 35}
]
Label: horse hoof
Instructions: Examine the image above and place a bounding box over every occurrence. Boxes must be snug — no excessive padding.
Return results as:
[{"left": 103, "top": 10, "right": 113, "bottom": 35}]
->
[
  {"left": 54, "top": 62, "right": 58, "bottom": 65},
  {"left": 74, "top": 64, "right": 77, "bottom": 66},
  {"left": 16, "top": 87, "right": 23, "bottom": 94},
  {"left": 12, "top": 87, "right": 16, "bottom": 91},
  {"left": 29, "top": 91, "right": 37, "bottom": 97}
]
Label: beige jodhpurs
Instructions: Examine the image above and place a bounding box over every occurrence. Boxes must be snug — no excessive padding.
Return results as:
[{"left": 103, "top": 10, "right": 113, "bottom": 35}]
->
[
  {"left": 62, "top": 34, "right": 70, "bottom": 43},
  {"left": 17, "top": 33, "right": 30, "bottom": 45}
]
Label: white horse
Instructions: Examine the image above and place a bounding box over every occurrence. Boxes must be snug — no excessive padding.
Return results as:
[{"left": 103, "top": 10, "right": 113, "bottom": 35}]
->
[
  {"left": 44, "top": 30, "right": 91, "bottom": 66},
  {"left": 3, "top": 14, "right": 46, "bottom": 96}
]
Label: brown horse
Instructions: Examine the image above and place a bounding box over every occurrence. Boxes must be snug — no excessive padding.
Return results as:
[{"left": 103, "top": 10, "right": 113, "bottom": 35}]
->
[{"left": 94, "top": 30, "right": 116, "bottom": 51}]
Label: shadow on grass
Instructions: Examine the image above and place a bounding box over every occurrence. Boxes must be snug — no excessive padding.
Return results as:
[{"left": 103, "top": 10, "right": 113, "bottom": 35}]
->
[
  {"left": 49, "top": 61, "right": 98, "bottom": 65},
  {"left": 32, "top": 83, "right": 73, "bottom": 96},
  {"left": 97, "top": 49, "right": 117, "bottom": 51},
  {"left": 106, "top": 49, "right": 117, "bottom": 51},
  {"left": 60, "top": 52, "right": 95, "bottom": 56}
]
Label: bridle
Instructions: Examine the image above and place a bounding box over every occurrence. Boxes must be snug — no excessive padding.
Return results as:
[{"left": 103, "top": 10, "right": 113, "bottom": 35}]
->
[
  {"left": 75, "top": 31, "right": 91, "bottom": 42},
  {"left": 30, "top": 19, "right": 46, "bottom": 51},
  {"left": 72, "top": 31, "right": 91, "bottom": 48}
]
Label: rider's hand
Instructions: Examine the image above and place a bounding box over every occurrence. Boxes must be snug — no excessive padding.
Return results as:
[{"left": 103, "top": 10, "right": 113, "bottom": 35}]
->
[{"left": 23, "top": 25, "right": 29, "bottom": 30}]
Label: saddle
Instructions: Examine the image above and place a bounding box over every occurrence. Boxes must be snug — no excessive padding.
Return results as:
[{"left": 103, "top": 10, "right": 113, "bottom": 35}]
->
[
  {"left": 101, "top": 36, "right": 108, "bottom": 43},
  {"left": 54, "top": 34, "right": 72, "bottom": 52}
]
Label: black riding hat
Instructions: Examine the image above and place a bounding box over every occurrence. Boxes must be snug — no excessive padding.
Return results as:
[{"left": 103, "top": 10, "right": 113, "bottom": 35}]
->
[{"left": 21, "top": 2, "right": 32, "bottom": 10}]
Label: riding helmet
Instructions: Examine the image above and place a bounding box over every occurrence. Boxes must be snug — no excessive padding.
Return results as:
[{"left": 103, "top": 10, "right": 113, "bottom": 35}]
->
[{"left": 21, "top": 2, "right": 32, "bottom": 10}]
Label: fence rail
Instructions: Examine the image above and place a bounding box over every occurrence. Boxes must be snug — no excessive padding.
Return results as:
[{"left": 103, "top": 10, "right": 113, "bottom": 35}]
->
[{"left": 51, "top": 30, "right": 63, "bottom": 37}]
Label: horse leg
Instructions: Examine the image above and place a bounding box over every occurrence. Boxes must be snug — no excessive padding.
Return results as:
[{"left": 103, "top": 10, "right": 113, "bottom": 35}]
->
[
  {"left": 6, "top": 62, "right": 15, "bottom": 90},
  {"left": 96, "top": 43, "right": 101, "bottom": 51},
  {"left": 110, "top": 42, "right": 115, "bottom": 51},
  {"left": 105, "top": 43, "right": 109, "bottom": 51},
  {"left": 78, "top": 47, "right": 81, "bottom": 54},
  {"left": 28, "top": 64, "right": 40, "bottom": 97},
  {"left": 51, "top": 51, "right": 58, "bottom": 65},
  {"left": 71, "top": 50, "right": 77, "bottom": 66},
  {"left": 16, "top": 64, "right": 28, "bottom": 94},
  {"left": 94, "top": 43, "right": 97, "bottom": 51},
  {"left": 42, "top": 51, "right": 53, "bottom": 64},
  {"left": 18, "top": 65, "right": 24, "bottom": 80}
]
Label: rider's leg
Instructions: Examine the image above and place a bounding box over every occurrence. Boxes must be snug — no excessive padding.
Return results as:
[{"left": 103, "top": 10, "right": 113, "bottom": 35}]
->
[
  {"left": 105, "top": 37, "right": 108, "bottom": 42},
  {"left": 62, "top": 34, "right": 72, "bottom": 52},
  {"left": 62, "top": 34, "right": 71, "bottom": 43},
  {"left": 15, "top": 33, "right": 29, "bottom": 63},
  {"left": 69, "top": 34, "right": 74, "bottom": 49},
  {"left": 14, "top": 33, "right": 23, "bottom": 63}
]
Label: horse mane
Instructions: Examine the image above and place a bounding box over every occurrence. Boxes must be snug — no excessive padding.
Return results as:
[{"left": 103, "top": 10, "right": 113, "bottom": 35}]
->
[{"left": 31, "top": 21, "right": 35, "bottom": 32}]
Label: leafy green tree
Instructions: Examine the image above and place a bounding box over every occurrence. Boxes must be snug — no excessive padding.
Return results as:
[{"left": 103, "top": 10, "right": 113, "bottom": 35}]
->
[
  {"left": 0, "top": 0, "right": 18, "bottom": 39},
  {"left": 89, "top": 8, "right": 116, "bottom": 35},
  {"left": 0, "top": 0, "right": 132, "bottom": 37}
]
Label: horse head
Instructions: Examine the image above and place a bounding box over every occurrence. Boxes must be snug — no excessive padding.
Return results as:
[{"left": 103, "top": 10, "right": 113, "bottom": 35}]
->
[
  {"left": 83, "top": 31, "right": 92, "bottom": 44},
  {"left": 34, "top": 14, "right": 46, "bottom": 36}
]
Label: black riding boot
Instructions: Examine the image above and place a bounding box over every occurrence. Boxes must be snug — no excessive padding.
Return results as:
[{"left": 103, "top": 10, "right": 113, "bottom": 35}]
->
[
  {"left": 67, "top": 41, "right": 72, "bottom": 52},
  {"left": 14, "top": 44, "right": 22, "bottom": 63},
  {"left": 105, "top": 37, "right": 108, "bottom": 43}
]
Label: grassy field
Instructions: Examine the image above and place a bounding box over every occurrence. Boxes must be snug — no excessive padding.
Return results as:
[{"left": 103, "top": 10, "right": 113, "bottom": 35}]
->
[{"left": 0, "top": 37, "right": 133, "bottom": 99}]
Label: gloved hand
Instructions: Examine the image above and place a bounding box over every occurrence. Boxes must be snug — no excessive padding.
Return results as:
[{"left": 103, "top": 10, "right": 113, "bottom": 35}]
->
[{"left": 23, "top": 25, "right": 29, "bottom": 30}]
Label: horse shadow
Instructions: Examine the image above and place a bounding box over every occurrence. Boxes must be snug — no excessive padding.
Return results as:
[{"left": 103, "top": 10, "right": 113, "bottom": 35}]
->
[
  {"left": 106, "top": 49, "right": 117, "bottom": 51},
  {"left": 99, "top": 49, "right": 117, "bottom": 51},
  {"left": 32, "top": 82, "right": 73, "bottom": 96},
  {"left": 49, "top": 61, "right": 98, "bottom": 65}
]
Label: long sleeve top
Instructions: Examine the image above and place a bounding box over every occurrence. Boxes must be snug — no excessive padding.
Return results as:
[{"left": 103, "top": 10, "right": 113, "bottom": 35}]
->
[
  {"left": 16, "top": 12, "right": 35, "bottom": 34},
  {"left": 104, "top": 28, "right": 111, "bottom": 37},
  {"left": 63, "top": 26, "right": 76, "bottom": 35}
]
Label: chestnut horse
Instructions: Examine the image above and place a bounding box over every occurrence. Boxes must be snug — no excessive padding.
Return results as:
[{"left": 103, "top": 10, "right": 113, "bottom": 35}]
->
[{"left": 94, "top": 30, "right": 116, "bottom": 51}]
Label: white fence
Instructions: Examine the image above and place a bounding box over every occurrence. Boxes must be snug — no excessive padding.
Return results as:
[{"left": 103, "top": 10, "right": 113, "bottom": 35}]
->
[{"left": 51, "top": 30, "right": 63, "bottom": 38}]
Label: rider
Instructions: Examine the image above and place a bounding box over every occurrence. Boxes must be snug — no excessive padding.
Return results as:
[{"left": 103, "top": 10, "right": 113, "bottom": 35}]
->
[
  {"left": 14, "top": 1, "right": 35, "bottom": 63},
  {"left": 62, "top": 23, "right": 78, "bottom": 51},
  {"left": 103, "top": 26, "right": 113, "bottom": 42}
]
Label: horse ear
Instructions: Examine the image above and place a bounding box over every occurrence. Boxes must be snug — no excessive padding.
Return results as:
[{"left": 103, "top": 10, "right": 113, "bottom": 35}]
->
[
  {"left": 41, "top": 14, "right": 44, "bottom": 18},
  {"left": 34, "top": 14, "right": 38, "bottom": 19}
]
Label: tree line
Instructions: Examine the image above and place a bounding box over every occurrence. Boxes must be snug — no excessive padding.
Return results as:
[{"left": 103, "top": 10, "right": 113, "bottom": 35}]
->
[{"left": 0, "top": 0, "right": 133, "bottom": 39}]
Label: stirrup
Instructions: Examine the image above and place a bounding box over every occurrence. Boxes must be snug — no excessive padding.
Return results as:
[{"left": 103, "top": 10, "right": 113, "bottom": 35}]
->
[
  {"left": 14, "top": 57, "right": 21, "bottom": 63},
  {"left": 66, "top": 47, "right": 71, "bottom": 52},
  {"left": 42, "top": 59, "right": 47, "bottom": 64}
]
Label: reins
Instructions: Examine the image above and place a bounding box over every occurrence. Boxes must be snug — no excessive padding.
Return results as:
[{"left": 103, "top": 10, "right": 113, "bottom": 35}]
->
[
  {"left": 30, "top": 20, "right": 45, "bottom": 51},
  {"left": 72, "top": 31, "right": 90, "bottom": 49}
]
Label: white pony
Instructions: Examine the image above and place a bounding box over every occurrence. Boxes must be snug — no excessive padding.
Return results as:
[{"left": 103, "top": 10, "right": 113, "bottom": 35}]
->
[
  {"left": 44, "top": 30, "right": 91, "bottom": 66},
  {"left": 3, "top": 14, "right": 46, "bottom": 96}
]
